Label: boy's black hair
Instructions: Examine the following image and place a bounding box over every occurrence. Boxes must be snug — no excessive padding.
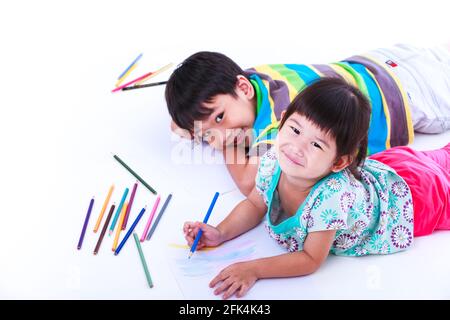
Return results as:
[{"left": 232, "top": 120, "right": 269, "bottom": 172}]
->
[
  {"left": 279, "top": 77, "right": 371, "bottom": 179},
  {"left": 165, "top": 51, "right": 246, "bottom": 134}
]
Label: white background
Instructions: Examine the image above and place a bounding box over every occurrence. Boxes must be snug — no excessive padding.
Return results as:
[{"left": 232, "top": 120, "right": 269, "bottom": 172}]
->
[{"left": 0, "top": 0, "right": 449, "bottom": 299}]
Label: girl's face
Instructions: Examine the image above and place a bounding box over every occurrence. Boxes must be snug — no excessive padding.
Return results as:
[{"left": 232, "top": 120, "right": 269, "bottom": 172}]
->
[{"left": 276, "top": 112, "right": 344, "bottom": 183}]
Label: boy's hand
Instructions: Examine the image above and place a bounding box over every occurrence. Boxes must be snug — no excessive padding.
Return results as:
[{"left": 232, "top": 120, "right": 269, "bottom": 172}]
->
[
  {"left": 171, "top": 120, "right": 192, "bottom": 140},
  {"left": 209, "top": 261, "right": 258, "bottom": 299},
  {"left": 183, "top": 221, "right": 224, "bottom": 249}
]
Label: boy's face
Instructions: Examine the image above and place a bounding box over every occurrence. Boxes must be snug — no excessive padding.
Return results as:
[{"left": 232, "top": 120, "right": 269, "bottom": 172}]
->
[
  {"left": 194, "top": 76, "right": 256, "bottom": 150},
  {"left": 276, "top": 112, "right": 345, "bottom": 183}
]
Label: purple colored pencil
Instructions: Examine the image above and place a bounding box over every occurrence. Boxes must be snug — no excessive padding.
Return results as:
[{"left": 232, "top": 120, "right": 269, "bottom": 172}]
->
[
  {"left": 122, "top": 182, "right": 138, "bottom": 230},
  {"left": 77, "top": 197, "right": 95, "bottom": 250},
  {"left": 94, "top": 203, "right": 115, "bottom": 255}
]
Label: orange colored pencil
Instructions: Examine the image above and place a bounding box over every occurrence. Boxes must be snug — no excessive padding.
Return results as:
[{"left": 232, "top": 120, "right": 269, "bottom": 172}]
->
[
  {"left": 112, "top": 202, "right": 128, "bottom": 251},
  {"left": 94, "top": 184, "right": 114, "bottom": 233}
]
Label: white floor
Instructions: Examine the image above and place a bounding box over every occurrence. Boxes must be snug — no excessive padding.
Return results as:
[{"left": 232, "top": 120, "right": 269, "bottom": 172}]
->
[{"left": 0, "top": 0, "right": 449, "bottom": 299}]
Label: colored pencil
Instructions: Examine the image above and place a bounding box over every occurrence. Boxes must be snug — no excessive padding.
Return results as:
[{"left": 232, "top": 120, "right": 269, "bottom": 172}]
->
[
  {"left": 94, "top": 184, "right": 114, "bottom": 233},
  {"left": 115, "top": 63, "right": 138, "bottom": 87},
  {"left": 109, "top": 187, "right": 129, "bottom": 235},
  {"left": 140, "top": 196, "right": 161, "bottom": 242},
  {"left": 77, "top": 197, "right": 95, "bottom": 250},
  {"left": 114, "top": 206, "right": 147, "bottom": 256},
  {"left": 146, "top": 194, "right": 172, "bottom": 241},
  {"left": 112, "top": 202, "right": 128, "bottom": 251},
  {"left": 117, "top": 53, "right": 143, "bottom": 80},
  {"left": 94, "top": 203, "right": 115, "bottom": 255},
  {"left": 122, "top": 81, "right": 168, "bottom": 91},
  {"left": 122, "top": 182, "right": 138, "bottom": 230},
  {"left": 188, "top": 192, "right": 220, "bottom": 259},
  {"left": 133, "top": 233, "right": 154, "bottom": 288},
  {"left": 135, "top": 63, "right": 173, "bottom": 85},
  {"left": 112, "top": 154, "right": 157, "bottom": 194},
  {"left": 111, "top": 70, "right": 154, "bottom": 93}
]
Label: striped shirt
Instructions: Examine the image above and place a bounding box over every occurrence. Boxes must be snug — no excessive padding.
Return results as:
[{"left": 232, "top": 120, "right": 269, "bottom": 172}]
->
[{"left": 245, "top": 55, "right": 414, "bottom": 156}]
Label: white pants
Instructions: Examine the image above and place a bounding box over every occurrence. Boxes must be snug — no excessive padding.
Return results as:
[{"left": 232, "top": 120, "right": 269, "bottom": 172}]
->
[{"left": 368, "top": 43, "right": 450, "bottom": 134}]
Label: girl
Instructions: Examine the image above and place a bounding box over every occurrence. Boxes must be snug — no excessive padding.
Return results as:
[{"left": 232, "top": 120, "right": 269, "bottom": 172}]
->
[{"left": 183, "top": 78, "right": 450, "bottom": 300}]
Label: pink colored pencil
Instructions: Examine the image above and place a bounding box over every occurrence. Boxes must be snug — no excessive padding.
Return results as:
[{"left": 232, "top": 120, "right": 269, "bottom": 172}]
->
[
  {"left": 111, "top": 70, "right": 154, "bottom": 93},
  {"left": 140, "top": 196, "right": 161, "bottom": 242},
  {"left": 122, "top": 181, "right": 138, "bottom": 230}
]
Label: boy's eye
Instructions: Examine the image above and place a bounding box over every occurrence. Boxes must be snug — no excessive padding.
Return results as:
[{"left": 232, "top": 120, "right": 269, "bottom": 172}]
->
[
  {"left": 312, "top": 142, "right": 322, "bottom": 150},
  {"left": 290, "top": 126, "right": 300, "bottom": 135},
  {"left": 215, "top": 113, "right": 224, "bottom": 123}
]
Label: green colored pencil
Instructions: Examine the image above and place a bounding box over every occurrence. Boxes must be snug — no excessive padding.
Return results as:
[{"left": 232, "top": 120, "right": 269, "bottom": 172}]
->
[
  {"left": 113, "top": 154, "right": 157, "bottom": 194},
  {"left": 133, "top": 233, "right": 154, "bottom": 288}
]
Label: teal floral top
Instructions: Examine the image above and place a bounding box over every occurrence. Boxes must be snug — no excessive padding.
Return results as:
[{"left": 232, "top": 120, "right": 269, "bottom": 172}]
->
[{"left": 256, "top": 149, "right": 414, "bottom": 256}]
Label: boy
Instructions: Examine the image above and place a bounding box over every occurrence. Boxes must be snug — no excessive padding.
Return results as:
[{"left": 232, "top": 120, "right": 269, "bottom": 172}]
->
[{"left": 165, "top": 43, "right": 450, "bottom": 196}]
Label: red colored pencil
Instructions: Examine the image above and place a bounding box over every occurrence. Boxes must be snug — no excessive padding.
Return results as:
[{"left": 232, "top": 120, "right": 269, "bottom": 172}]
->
[
  {"left": 111, "top": 71, "right": 153, "bottom": 93},
  {"left": 122, "top": 182, "right": 138, "bottom": 230}
]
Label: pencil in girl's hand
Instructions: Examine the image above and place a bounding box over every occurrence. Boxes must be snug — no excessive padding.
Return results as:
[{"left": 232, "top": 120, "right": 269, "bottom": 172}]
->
[
  {"left": 140, "top": 196, "right": 161, "bottom": 242},
  {"left": 94, "top": 184, "right": 114, "bottom": 233},
  {"left": 133, "top": 233, "right": 154, "bottom": 288},
  {"left": 77, "top": 197, "right": 95, "bottom": 250},
  {"left": 109, "top": 187, "right": 129, "bottom": 235},
  {"left": 112, "top": 202, "right": 128, "bottom": 251},
  {"left": 188, "top": 192, "right": 220, "bottom": 259},
  {"left": 122, "top": 182, "right": 138, "bottom": 230},
  {"left": 146, "top": 194, "right": 172, "bottom": 241},
  {"left": 112, "top": 154, "right": 157, "bottom": 194},
  {"left": 114, "top": 206, "right": 147, "bottom": 256},
  {"left": 94, "top": 203, "right": 115, "bottom": 255}
]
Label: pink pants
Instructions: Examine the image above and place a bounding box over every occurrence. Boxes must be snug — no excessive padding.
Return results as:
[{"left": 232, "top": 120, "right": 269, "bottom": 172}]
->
[{"left": 370, "top": 143, "right": 450, "bottom": 237}]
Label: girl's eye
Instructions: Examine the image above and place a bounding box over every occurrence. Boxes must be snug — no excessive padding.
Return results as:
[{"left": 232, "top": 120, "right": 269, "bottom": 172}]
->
[
  {"left": 215, "top": 113, "right": 224, "bottom": 123},
  {"left": 290, "top": 126, "right": 300, "bottom": 135},
  {"left": 312, "top": 142, "right": 322, "bottom": 150}
]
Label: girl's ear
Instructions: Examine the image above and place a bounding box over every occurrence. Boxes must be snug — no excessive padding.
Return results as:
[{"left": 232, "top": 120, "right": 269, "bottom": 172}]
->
[
  {"left": 236, "top": 75, "right": 254, "bottom": 99},
  {"left": 331, "top": 155, "right": 352, "bottom": 173},
  {"left": 281, "top": 110, "right": 287, "bottom": 120}
]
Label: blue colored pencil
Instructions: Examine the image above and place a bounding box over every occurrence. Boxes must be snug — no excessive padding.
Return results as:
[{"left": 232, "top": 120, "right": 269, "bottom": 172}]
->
[
  {"left": 77, "top": 197, "right": 94, "bottom": 250},
  {"left": 114, "top": 206, "right": 147, "bottom": 255},
  {"left": 118, "top": 53, "right": 143, "bottom": 80},
  {"left": 109, "top": 187, "right": 129, "bottom": 235},
  {"left": 188, "top": 192, "right": 219, "bottom": 259}
]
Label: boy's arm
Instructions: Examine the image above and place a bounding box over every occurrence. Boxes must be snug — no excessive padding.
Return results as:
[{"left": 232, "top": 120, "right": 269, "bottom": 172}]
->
[
  {"left": 216, "top": 186, "right": 267, "bottom": 242},
  {"left": 170, "top": 120, "right": 192, "bottom": 140},
  {"left": 223, "top": 145, "right": 259, "bottom": 196}
]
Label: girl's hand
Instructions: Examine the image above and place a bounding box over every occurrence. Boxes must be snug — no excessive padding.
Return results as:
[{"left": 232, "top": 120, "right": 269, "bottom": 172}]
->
[
  {"left": 183, "top": 221, "right": 223, "bottom": 249},
  {"left": 209, "top": 261, "right": 258, "bottom": 299}
]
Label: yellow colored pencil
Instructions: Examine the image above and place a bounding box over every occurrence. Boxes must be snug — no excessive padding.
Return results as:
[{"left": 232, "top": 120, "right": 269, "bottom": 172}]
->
[
  {"left": 135, "top": 63, "right": 173, "bottom": 85},
  {"left": 115, "top": 63, "right": 138, "bottom": 87},
  {"left": 112, "top": 202, "right": 128, "bottom": 251},
  {"left": 94, "top": 184, "right": 114, "bottom": 233}
]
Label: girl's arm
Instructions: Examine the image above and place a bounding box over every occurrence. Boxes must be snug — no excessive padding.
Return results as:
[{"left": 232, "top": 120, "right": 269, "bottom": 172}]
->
[{"left": 210, "top": 229, "right": 336, "bottom": 299}]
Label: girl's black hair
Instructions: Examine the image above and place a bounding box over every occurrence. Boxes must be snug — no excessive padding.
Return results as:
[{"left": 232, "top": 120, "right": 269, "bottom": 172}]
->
[
  {"left": 279, "top": 77, "right": 371, "bottom": 179},
  {"left": 165, "top": 51, "right": 246, "bottom": 134}
]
